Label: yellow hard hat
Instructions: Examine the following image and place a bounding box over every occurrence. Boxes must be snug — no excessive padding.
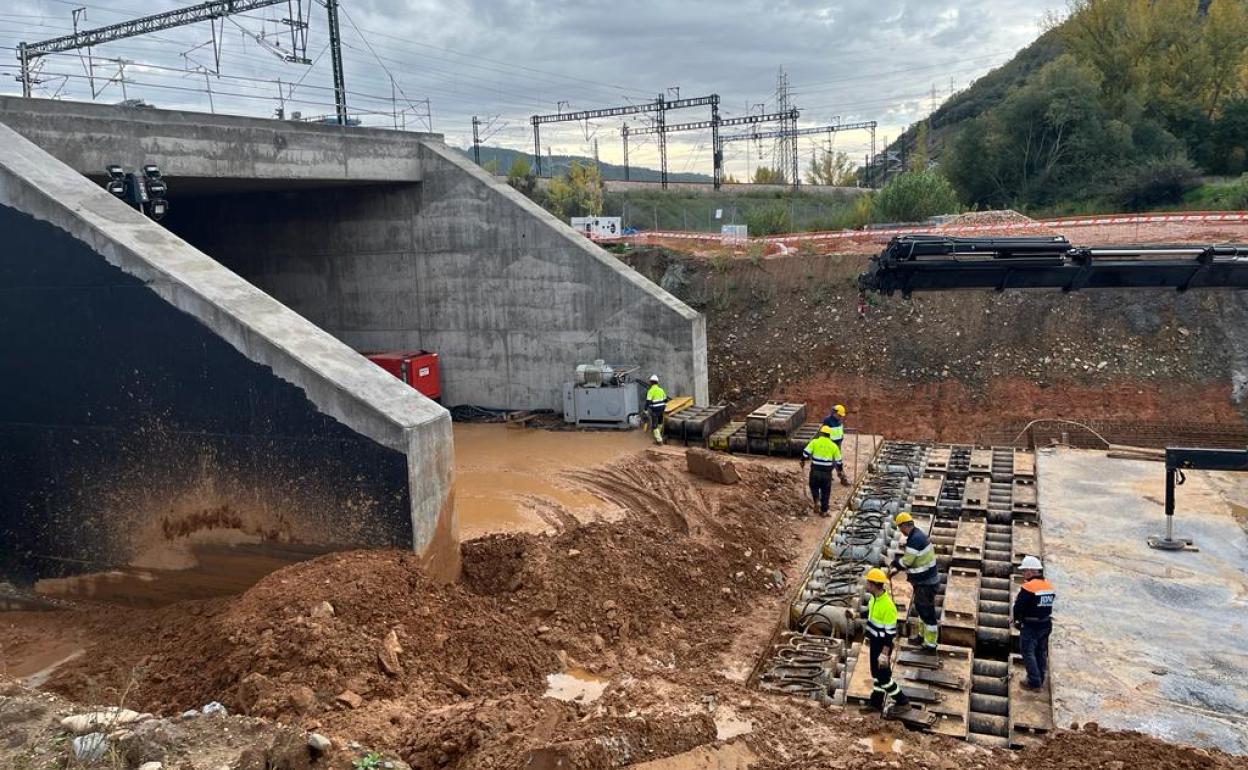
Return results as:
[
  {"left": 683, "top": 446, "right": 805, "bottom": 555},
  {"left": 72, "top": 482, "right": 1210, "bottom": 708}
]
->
[
  {"left": 819, "top": 425, "right": 834, "bottom": 435},
  {"left": 895, "top": 511, "right": 913, "bottom": 526},
  {"left": 865, "top": 567, "right": 888, "bottom": 584},
  {"left": 834, "top": 404, "right": 846, "bottom": 417}
]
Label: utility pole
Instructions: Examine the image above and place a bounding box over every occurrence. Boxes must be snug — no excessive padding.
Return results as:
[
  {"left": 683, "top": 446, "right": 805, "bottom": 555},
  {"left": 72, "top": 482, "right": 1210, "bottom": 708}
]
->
[
  {"left": 621, "top": 124, "right": 630, "bottom": 181},
  {"left": 656, "top": 93, "right": 668, "bottom": 189},
  {"left": 472, "top": 115, "right": 481, "bottom": 166},
  {"left": 19, "top": 0, "right": 295, "bottom": 98},
  {"left": 324, "top": 0, "right": 348, "bottom": 125}
]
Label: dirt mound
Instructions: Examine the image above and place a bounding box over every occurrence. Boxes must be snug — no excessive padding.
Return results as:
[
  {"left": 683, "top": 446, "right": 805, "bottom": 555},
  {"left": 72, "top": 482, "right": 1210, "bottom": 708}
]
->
[
  {"left": 940, "top": 209, "right": 1060, "bottom": 236},
  {"left": 27, "top": 453, "right": 810, "bottom": 768}
]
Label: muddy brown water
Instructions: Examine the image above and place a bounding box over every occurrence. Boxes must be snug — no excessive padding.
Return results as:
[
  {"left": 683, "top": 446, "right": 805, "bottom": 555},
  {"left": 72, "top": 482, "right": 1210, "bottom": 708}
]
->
[
  {"left": 453, "top": 423, "right": 648, "bottom": 538},
  {"left": 6, "top": 425, "right": 649, "bottom": 609}
]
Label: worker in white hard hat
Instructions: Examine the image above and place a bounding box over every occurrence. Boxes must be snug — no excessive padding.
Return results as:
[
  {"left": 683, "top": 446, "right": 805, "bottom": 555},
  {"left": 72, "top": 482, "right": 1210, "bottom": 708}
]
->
[
  {"left": 644, "top": 375, "right": 667, "bottom": 445},
  {"left": 1012, "top": 555, "right": 1055, "bottom": 690},
  {"left": 820, "top": 404, "right": 850, "bottom": 486}
]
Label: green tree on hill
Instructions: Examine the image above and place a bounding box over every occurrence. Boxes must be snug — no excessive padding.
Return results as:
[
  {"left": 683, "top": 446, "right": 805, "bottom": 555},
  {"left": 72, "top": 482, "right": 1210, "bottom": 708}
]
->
[
  {"left": 546, "top": 161, "right": 605, "bottom": 219},
  {"left": 871, "top": 170, "right": 961, "bottom": 223},
  {"left": 935, "top": 0, "right": 1248, "bottom": 210}
]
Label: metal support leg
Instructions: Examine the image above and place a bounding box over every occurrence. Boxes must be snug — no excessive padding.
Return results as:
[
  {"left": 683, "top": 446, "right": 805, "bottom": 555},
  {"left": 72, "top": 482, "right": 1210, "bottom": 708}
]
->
[{"left": 1147, "top": 466, "right": 1195, "bottom": 551}]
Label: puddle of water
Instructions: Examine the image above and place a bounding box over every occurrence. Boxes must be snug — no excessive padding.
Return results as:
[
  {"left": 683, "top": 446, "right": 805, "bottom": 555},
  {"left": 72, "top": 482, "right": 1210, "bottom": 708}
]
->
[
  {"left": 858, "top": 734, "right": 903, "bottom": 754},
  {"left": 33, "top": 541, "right": 332, "bottom": 608},
  {"left": 543, "top": 666, "right": 609, "bottom": 703},
  {"left": 454, "top": 423, "right": 646, "bottom": 538},
  {"left": 713, "top": 706, "right": 753, "bottom": 740},
  {"left": 11, "top": 643, "right": 85, "bottom": 687}
]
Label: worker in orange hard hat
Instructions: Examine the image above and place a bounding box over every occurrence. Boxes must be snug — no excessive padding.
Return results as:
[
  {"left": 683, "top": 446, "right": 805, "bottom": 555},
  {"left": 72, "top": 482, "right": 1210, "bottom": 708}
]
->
[{"left": 821, "top": 404, "right": 850, "bottom": 486}]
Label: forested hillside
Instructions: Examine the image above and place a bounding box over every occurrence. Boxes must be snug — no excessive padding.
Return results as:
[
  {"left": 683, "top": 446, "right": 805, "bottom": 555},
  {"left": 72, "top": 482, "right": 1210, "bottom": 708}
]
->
[{"left": 890, "top": 0, "right": 1248, "bottom": 212}]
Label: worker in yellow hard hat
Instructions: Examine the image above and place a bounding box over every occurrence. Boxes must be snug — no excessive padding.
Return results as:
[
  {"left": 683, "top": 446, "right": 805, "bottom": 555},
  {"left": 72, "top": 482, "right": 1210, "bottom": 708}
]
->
[
  {"left": 800, "top": 424, "right": 842, "bottom": 517},
  {"left": 820, "top": 404, "right": 850, "bottom": 486},
  {"left": 890, "top": 511, "right": 940, "bottom": 650},
  {"left": 863, "top": 567, "right": 910, "bottom": 713}
]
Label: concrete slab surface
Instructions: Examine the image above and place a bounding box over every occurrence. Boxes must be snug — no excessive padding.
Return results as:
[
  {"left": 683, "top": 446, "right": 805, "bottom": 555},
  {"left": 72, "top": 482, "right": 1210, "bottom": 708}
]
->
[{"left": 1039, "top": 448, "right": 1248, "bottom": 754}]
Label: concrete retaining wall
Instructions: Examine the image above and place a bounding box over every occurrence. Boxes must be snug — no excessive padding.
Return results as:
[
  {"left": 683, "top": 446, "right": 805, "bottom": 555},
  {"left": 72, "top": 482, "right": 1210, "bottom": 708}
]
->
[
  {"left": 0, "top": 96, "right": 435, "bottom": 183},
  {"left": 0, "top": 125, "right": 457, "bottom": 584},
  {"left": 164, "top": 146, "right": 709, "bottom": 411}
]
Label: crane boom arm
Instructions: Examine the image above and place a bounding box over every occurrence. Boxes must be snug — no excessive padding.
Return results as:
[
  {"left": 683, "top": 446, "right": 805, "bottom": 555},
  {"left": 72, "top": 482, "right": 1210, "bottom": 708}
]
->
[{"left": 858, "top": 234, "right": 1248, "bottom": 295}]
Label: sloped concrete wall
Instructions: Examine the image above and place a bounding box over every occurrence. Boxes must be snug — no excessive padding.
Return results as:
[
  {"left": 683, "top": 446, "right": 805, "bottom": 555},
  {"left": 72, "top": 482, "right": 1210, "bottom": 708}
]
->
[
  {"left": 0, "top": 125, "right": 457, "bottom": 584},
  {"left": 1, "top": 96, "right": 707, "bottom": 411},
  {"left": 408, "top": 142, "right": 708, "bottom": 409},
  {"left": 166, "top": 151, "right": 708, "bottom": 411}
]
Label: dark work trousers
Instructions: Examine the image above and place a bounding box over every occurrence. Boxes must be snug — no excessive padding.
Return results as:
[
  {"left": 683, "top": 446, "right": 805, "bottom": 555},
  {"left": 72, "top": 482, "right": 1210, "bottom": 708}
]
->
[
  {"left": 1020, "top": 622, "right": 1052, "bottom": 687},
  {"left": 911, "top": 580, "right": 939, "bottom": 628},
  {"left": 808, "top": 468, "right": 832, "bottom": 513},
  {"left": 867, "top": 635, "right": 907, "bottom": 709},
  {"left": 648, "top": 406, "right": 665, "bottom": 430}
]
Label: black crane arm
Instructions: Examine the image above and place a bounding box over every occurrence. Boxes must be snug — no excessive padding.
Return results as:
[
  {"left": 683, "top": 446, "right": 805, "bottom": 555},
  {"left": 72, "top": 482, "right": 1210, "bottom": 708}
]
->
[{"left": 857, "top": 234, "right": 1248, "bottom": 295}]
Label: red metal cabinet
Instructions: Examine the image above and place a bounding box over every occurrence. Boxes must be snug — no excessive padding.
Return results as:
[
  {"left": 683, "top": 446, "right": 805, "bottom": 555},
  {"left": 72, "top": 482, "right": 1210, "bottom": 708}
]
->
[{"left": 365, "top": 351, "right": 441, "bottom": 401}]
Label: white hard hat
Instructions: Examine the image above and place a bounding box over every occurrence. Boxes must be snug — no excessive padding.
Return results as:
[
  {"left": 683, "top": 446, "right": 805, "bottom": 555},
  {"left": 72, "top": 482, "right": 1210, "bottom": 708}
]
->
[
  {"left": 649, "top": 374, "right": 659, "bottom": 382},
  {"left": 1019, "top": 555, "right": 1043, "bottom": 571}
]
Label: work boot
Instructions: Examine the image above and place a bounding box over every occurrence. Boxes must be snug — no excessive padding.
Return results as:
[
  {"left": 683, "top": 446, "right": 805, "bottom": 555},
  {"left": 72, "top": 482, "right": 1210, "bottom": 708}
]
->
[
  {"left": 908, "top": 634, "right": 925, "bottom": 646},
  {"left": 867, "top": 691, "right": 884, "bottom": 711},
  {"left": 888, "top": 691, "right": 911, "bottom": 715}
]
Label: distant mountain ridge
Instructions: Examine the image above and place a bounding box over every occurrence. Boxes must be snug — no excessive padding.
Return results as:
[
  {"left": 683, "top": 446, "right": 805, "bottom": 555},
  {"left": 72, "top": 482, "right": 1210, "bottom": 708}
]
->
[{"left": 454, "top": 144, "right": 713, "bottom": 184}]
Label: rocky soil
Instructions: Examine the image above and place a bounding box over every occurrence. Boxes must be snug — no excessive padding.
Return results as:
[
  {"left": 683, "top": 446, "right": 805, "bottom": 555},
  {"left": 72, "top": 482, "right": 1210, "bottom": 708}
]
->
[
  {"left": 618, "top": 213, "right": 1248, "bottom": 444},
  {"left": 2, "top": 448, "right": 1244, "bottom": 769}
]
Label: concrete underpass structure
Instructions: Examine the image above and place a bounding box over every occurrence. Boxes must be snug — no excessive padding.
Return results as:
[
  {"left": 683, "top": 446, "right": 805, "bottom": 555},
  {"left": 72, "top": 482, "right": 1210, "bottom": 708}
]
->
[{"left": 0, "top": 97, "right": 706, "bottom": 587}]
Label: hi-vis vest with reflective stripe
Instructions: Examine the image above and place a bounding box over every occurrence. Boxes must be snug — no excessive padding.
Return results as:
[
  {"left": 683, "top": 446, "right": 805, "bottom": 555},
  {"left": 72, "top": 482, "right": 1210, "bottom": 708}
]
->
[
  {"left": 646, "top": 384, "right": 667, "bottom": 410},
  {"left": 900, "top": 528, "right": 937, "bottom": 578},
  {"left": 802, "top": 435, "right": 842, "bottom": 469},
  {"left": 866, "top": 591, "right": 898, "bottom": 640},
  {"left": 822, "top": 416, "right": 845, "bottom": 441},
  {"left": 1018, "top": 578, "right": 1056, "bottom": 623}
]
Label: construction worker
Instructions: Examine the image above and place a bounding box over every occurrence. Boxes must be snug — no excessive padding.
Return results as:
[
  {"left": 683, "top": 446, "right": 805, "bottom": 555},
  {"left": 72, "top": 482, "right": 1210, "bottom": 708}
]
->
[
  {"left": 644, "top": 375, "right": 667, "bottom": 445},
  {"left": 800, "top": 425, "right": 842, "bottom": 517},
  {"left": 1012, "top": 555, "right": 1055, "bottom": 691},
  {"left": 820, "top": 404, "right": 851, "bottom": 486},
  {"left": 863, "top": 567, "right": 910, "bottom": 713},
  {"left": 889, "top": 512, "right": 940, "bottom": 650}
]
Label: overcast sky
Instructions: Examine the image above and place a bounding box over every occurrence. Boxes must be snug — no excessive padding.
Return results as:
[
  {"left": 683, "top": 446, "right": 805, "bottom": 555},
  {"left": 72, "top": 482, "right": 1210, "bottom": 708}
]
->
[{"left": 0, "top": 0, "right": 1064, "bottom": 177}]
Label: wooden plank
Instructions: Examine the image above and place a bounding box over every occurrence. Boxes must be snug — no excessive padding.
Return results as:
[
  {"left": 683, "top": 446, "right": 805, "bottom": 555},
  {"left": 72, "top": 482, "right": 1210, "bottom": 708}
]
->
[
  {"left": 912, "top": 476, "right": 944, "bottom": 507},
  {"left": 953, "top": 520, "right": 986, "bottom": 567},
  {"left": 745, "top": 402, "right": 781, "bottom": 437},
  {"left": 940, "top": 568, "right": 980, "bottom": 648},
  {"left": 709, "top": 421, "right": 743, "bottom": 452},
  {"left": 1013, "top": 450, "right": 1036, "bottom": 478},
  {"left": 1012, "top": 479, "right": 1038, "bottom": 517},
  {"left": 907, "top": 646, "right": 971, "bottom": 738},
  {"left": 961, "top": 476, "right": 991, "bottom": 512},
  {"left": 664, "top": 396, "right": 694, "bottom": 415},
  {"left": 1011, "top": 520, "right": 1043, "bottom": 565},
  {"left": 766, "top": 403, "right": 806, "bottom": 436},
  {"left": 843, "top": 644, "right": 877, "bottom": 704},
  {"left": 1008, "top": 654, "right": 1054, "bottom": 740},
  {"left": 925, "top": 447, "right": 952, "bottom": 473},
  {"left": 969, "top": 448, "right": 994, "bottom": 474}
]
